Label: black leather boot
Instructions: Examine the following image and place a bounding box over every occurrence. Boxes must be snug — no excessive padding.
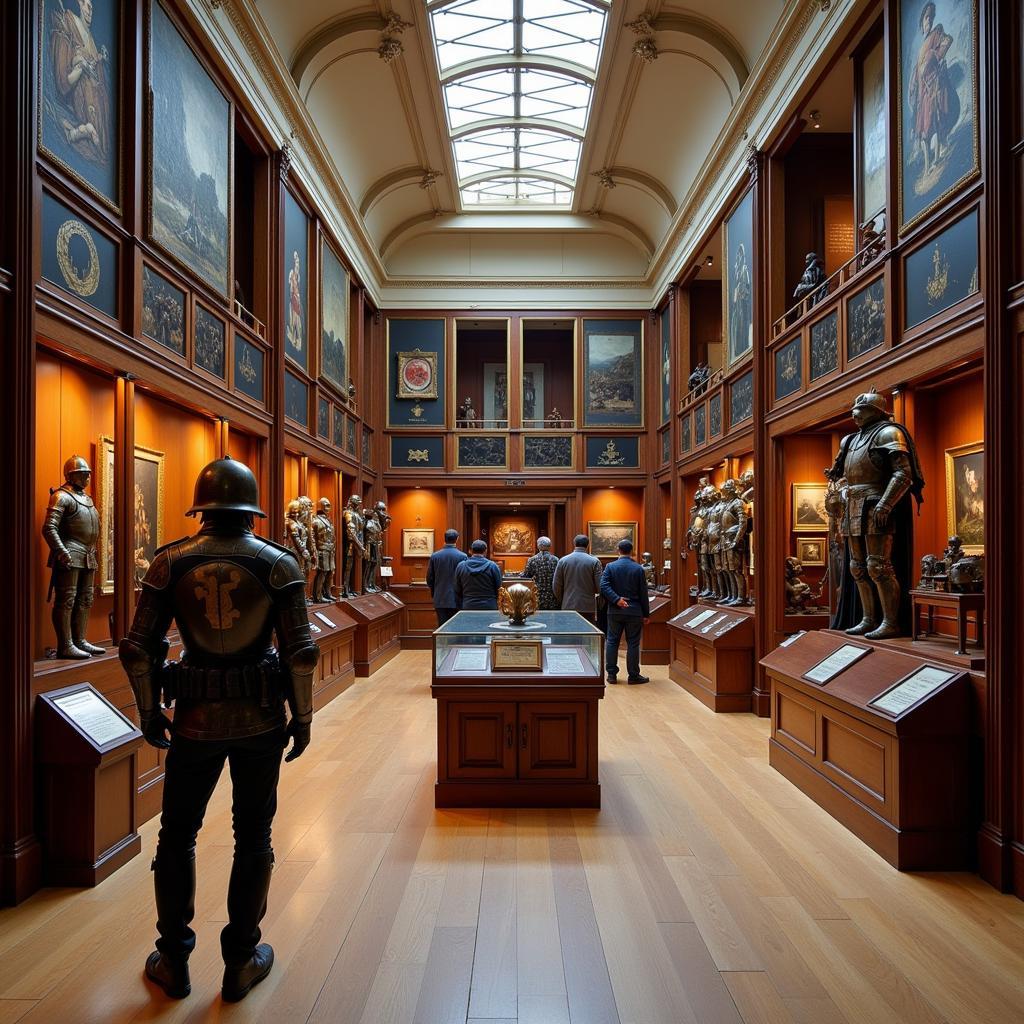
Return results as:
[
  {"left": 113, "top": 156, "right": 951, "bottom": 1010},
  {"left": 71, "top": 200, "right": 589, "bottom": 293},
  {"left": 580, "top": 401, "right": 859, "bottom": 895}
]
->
[
  {"left": 147, "top": 851, "right": 196, "bottom": 998},
  {"left": 145, "top": 950, "right": 191, "bottom": 999},
  {"left": 221, "top": 851, "right": 275, "bottom": 1002}
]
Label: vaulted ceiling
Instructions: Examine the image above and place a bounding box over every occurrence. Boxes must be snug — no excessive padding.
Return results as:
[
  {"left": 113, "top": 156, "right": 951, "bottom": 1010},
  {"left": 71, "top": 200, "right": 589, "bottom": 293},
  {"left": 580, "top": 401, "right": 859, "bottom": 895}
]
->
[{"left": 254, "top": 0, "right": 788, "bottom": 284}]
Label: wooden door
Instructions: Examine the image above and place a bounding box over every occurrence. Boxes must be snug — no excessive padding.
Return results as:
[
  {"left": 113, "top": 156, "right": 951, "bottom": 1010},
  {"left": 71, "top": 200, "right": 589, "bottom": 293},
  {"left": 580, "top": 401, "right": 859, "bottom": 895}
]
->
[
  {"left": 445, "top": 702, "right": 518, "bottom": 779},
  {"left": 517, "top": 702, "right": 588, "bottom": 780}
]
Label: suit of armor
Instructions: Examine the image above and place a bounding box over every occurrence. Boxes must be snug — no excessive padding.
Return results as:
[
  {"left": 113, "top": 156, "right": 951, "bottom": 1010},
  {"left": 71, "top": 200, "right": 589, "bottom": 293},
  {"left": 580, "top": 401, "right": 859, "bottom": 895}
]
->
[
  {"left": 685, "top": 477, "right": 709, "bottom": 596},
  {"left": 283, "top": 501, "right": 310, "bottom": 602},
  {"left": 298, "top": 497, "right": 318, "bottom": 599},
  {"left": 311, "top": 499, "right": 336, "bottom": 603},
  {"left": 342, "top": 496, "right": 365, "bottom": 597},
  {"left": 118, "top": 457, "right": 318, "bottom": 1003},
  {"left": 827, "top": 394, "right": 923, "bottom": 639},
  {"left": 706, "top": 490, "right": 725, "bottom": 601},
  {"left": 362, "top": 510, "right": 382, "bottom": 593},
  {"left": 699, "top": 486, "right": 719, "bottom": 598},
  {"left": 719, "top": 479, "right": 750, "bottom": 605},
  {"left": 42, "top": 456, "right": 104, "bottom": 659}
]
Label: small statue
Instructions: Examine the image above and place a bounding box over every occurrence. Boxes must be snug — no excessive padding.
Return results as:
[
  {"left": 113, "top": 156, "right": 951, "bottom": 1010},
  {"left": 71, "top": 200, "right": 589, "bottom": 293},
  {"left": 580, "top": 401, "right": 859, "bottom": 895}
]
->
[
  {"left": 949, "top": 555, "right": 984, "bottom": 593},
  {"left": 498, "top": 583, "right": 538, "bottom": 627},
  {"left": 42, "top": 455, "right": 104, "bottom": 659},
  {"left": 719, "top": 478, "right": 751, "bottom": 605},
  {"left": 793, "top": 252, "right": 827, "bottom": 308},
  {"left": 685, "top": 476, "right": 710, "bottom": 595},
  {"left": 942, "top": 535, "right": 964, "bottom": 571},
  {"left": 311, "top": 498, "right": 335, "bottom": 602},
  {"left": 341, "top": 495, "right": 365, "bottom": 598},
  {"left": 919, "top": 553, "right": 940, "bottom": 588},
  {"left": 298, "top": 496, "right": 318, "bottom": 600},
  {"left": 458, "top": 396, "right": 477, "bottom": 427},
  {"left": 688, "top": 362, "right": 711, "bottom": 395},
  {"left": 546, "top": 407, "right": 563, "bottom": 429},
  {"left": 362, "top": 506, "right": 382, "bottom": 593},
  {"left": 858, "top": 213, "right": 885, "bottom": 269},
  {"left": 705, "top": 486, "right": 726, "bottom": 601},
  {"left": 348, "top": 378, "right": 357, "bottom": 402},
  {"left": 784, "top": 556, "right": 815, "bottom": 612},
  {"left": 641, "top": 552, "right": 656, "bottom": 590}
]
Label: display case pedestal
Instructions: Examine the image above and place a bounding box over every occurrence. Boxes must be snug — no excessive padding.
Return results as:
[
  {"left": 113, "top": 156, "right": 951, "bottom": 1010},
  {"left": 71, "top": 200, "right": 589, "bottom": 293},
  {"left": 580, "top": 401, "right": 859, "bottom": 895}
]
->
[
  {"left": 308, "top": 607, "right": 358, "bottom": 708},
  {"left": 668, "top": 605, "right": 755, "bottom": 712},
  {"left": 641, "top": 591, "right": 673, "bottom": 665},
  {"left": 339, "top": 592, "right": 404, "bottom": 676}
]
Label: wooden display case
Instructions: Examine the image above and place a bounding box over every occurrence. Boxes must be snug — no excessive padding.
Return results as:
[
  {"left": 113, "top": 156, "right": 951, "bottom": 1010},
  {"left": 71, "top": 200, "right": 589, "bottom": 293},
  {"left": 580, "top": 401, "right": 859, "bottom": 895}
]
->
[
  {"left": 641, "top": 591, "right": 673, "bottom": 665},
  {"left": 761, "top": 631, "right": 972, "bottom": 869},
  {"left": 340, "top": 592, "right": 404, "bottom": 676},
  {"left": 668, "top": 604, "right": 755, "bottom": 712},
  {"left": 307, "top": 606, "right": 357, "bottom": 708}
]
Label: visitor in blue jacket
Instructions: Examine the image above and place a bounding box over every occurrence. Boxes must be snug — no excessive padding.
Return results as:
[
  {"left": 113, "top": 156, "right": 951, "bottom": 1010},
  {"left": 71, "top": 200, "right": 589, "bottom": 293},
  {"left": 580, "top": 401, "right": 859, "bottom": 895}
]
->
[
  {"left": 426, "top": 528, "right": 468, "bottom": 625},
  {"left": 454, "top": 539, "right": 502, "bottom": 610}
]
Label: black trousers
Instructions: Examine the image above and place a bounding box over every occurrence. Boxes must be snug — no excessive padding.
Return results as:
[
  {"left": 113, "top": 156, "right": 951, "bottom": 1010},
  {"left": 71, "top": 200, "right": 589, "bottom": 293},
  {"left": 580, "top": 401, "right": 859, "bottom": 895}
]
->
[
  {"left": 435, "top": 606, "right": 457, "bottom": 626},
  {"left": 605, "top": 615, "right": 643, "bottom": 679},
  {"left": 154, "top": 729, "right": 284, "bottom": 961}
]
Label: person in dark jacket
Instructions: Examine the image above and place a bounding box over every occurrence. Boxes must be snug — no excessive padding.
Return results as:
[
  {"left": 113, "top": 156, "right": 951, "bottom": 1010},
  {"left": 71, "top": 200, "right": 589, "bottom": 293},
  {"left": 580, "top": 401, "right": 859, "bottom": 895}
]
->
[
  {"left": 600, "top": 538, "right": 650, "bottom": 684},
  {"left": 553, "top": 534, "right": 603, "bottom": 622},
  {"left": 426, "top": 528, "right": 468, "bottom": 625},
  {"left": 454, "top": 539, "right": 503, "bottom": 610},
  {"left": 521, "top": 536, "right": 559, "bottom": 610}
]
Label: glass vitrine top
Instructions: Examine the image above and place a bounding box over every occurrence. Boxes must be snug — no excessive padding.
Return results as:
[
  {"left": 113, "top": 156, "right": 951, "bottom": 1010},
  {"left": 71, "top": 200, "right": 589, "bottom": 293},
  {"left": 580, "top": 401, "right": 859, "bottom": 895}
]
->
[{"left": 435, "top": 609, "right": 601, "bottom": 636}]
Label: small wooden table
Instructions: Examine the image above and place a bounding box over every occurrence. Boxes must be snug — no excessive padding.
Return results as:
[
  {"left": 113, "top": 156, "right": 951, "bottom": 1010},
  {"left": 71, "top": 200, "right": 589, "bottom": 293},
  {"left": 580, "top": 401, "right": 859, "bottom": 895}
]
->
[{"left": 910, "top": 588, "right": 984, "bottom": 656}]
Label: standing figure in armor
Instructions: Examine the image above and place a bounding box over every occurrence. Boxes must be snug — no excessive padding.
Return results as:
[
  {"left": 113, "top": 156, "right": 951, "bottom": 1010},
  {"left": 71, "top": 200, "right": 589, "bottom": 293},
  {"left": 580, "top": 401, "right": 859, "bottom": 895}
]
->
[
  {"left": 42, "top": 455, "right": 104, "bottom": 659},
  {"left": 685, "top": 477, "right": 709, "bottom": 596},
  {"left": 118, "top": 457, "right": 318, "bottom": 1003},
  {"left": 311, "top": 498, "right": 335, "bottom": 603},
  {"left": 719, "top": 479, "right": 750, "bottom": 605},
  {"left": 298, "top": 496, "right": 318, "bottom": 600},
  {"left": 705, "top": 487, "right": 726, "bottom": 601},
  {"left": 341, "top": 495, "right": 365, "bottom": 597},
  {"left": 283, "top": 499, "right": 310, "bottom": 595},
  {"left": 699, "top": 485, "right": 719, "bottom": 598},
  {"left": 826, "top": 391, "right": 924, "bottom": 638},
  {"left": 362, "top": 506, "right": 382, "bottom": 593}
]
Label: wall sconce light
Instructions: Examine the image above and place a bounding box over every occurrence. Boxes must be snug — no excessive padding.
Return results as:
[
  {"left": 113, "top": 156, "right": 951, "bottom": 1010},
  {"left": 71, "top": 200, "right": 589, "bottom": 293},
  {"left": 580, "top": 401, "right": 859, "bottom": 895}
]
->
[
  {"left": 705, "top": 255, "right": 714, "bottom": 266},
  {"left": 809, "top": 110, "right": 821, "bottom": 129}
]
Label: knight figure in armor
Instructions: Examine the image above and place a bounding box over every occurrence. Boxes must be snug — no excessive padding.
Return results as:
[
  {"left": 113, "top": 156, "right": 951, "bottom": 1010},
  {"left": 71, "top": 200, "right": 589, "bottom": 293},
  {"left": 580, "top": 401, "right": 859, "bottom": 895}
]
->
[
  {"left": 362, "top": 505, "right": 382, "bottom": 593},
  {"left": 685, "top": 476, "right": 709, "bottom": 596},
  {"left": 311, "top": 498, "right": 335, "bottom": 603},
  {"left": 42, "top": 455, "right": 104, "bottom": 659},
  {"left": 826, "top": 391, "right": 925, "bottom": 639},
  {"left": 342, "top": 495, "right": 365, "bottom": 597},
  {"left": 298, "top": 496, "right": 318, "bottom": 600},
  {"left": 118, "top": 457, "right": 319, "bottom": 1003},
  {"left": 719, "top": 478, "right": 750, "bottom": 606}
]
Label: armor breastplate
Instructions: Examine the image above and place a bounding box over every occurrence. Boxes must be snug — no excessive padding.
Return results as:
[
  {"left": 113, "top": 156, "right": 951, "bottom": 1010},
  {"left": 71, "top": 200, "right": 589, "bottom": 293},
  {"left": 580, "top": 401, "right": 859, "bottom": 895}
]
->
[
  {"left": 721, "top": 503, "right": 740, "bottom": 535},
  {"left": 843, "top": 430, "right": 887, "bottom": 491},
  {"left": 344, "top": 511, "right": 364, "bottom": 543},
  {"left": 365, "top": 521, "right": 381, "bottom": 548},
  {"left": 315, "top": 516, "right": 334, "bottom": 550},
  {"left": 706, "top": 510, "right": 723, "bottom": 545},
  {"left": 60, "top": 487, "right": 100, "bottom": 548}
]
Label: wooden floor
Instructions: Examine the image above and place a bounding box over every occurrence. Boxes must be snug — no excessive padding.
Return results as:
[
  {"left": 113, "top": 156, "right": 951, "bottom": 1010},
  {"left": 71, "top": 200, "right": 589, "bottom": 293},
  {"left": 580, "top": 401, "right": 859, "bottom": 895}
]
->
[{"left": 2, "top": 653, "right": 1023, "bottom": 1024}]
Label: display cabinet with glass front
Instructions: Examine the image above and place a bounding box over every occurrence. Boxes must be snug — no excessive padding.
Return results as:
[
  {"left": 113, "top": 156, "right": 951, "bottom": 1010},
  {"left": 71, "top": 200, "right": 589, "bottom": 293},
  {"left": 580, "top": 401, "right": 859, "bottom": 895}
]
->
[
  {"left": 454, "top": 319, "right": 510, "bottom": 430},
  {"left": 434, "top": 610, "right": 603, "bottom": 681},
  {"left": 521, "top": 319, "right": 575, "bottom": 429}
]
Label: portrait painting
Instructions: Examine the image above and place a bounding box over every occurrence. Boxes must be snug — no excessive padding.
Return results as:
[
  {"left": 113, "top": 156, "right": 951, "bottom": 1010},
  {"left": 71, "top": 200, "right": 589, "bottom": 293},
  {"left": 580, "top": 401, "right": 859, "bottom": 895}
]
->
[
  {"left": 857, "top": 33, "right": 887, "bottom": 223},
  {"left": 318, "top": 397, "right": 329, "bottom": 439},
  {"left": 39, "top": 0, "right": 120, "bottom": 210},
  {"left": 792, "top": 483, "right": 829, "bottom": 532},
  {"left": 588, "top": 521, "right": 638, "bottom": 559},
  {"left": 283, "top": 189, "right": 308, "bottom": 370},
  {"left": 141, "top": 265, "right": 184, "bottom": 355},
  {"left": 233, "top": 334, "right": 264, "bottom": 403},
  {"left": 97, "top": 436, "right": 164, "bottom": 594},
  {"left": 148, "top": 0, "right": 231, "bottom": 297},
  {"left": 491, "top": 519, "right": 538, "bottom": 556},
  {"left": 582, "top": 322, "right": 643, "bottom": 427},
  {"left": 796, "top": 537, "right": 827, "bottom": 568},
  {"left": 775, "top": 336, "right": 802, "bottom": 401},
  {"left": 723, "top": 188, "right": 754, "bottom": 366},
  {"left": 898, "top": 0, "right": 978, "bottom": 230},
  {"left": 284, "top": 370, "right": 308, "bottom": 427},
  {"left": 402, "top": 528, "right": 435, "bottom": 558},
  {"left": 194, "top": 304, "right": 225, "bottom": 379},
  {"left": 810, "top": 310, "right": 839, "bottom": 381},
  {"left": 904, "top": 207, "right": 979, "bottom": 329},
  {"left": 847, "top": 277, "right": 886, "bottom": 361},
  {"left": 694, "top": 403, "right": 707, "bottom": 447},
  {"left": 945, "top": 440, "right": 983, "bottom": 552},
  {"left": 681, "top": 414, "right": 691, "bottom": 453},
  {"left": 661, "top": 310, "right": 671, "bottom": 424},
  {"left": 730, "top": 371, "right": 753, "bottom": 426},
  {"left": 321, "top": 241, "right": 348, "bottom": 392},
  {"left": 709, "top": 393, "right": 722, "bottom": 437},
  {"left": 396, "top": 348, "right": 438, "bottom": 400}
]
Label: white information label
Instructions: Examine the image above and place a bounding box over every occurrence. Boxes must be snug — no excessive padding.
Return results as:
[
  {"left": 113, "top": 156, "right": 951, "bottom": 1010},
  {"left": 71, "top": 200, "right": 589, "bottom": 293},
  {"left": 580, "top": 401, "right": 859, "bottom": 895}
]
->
[
  {"left": 314, "top": 612, "right": 336, "bottom": 628},
  {"left": 686, "top": 609, "right": 718, "bottom": 629},
  {"left": 53, "top": 689, "right": 135, "bottom": 747},
  {"left": 701, "top": 614, "right": 728, "bottom": 634},
  {"left": 380, "top": 566, "right": 394, "bottom": 577},
  {"left": 309, "top": 623, "right": 322, "bottom": 634},
  {"left": 871, "top": 665, "right": 956, "bottom": 715},
  {"left": 382, "top": 592, "right": 403, "bottom": 606},
  {"left": 804, "top": 643, "right": 870, "bottom": 684},
  {"left": 546, "top": 648, "right": 586, "bottom": 674},
  {"left": 451, "top": 647, "right": 489, "bottom": 672},
  {"left": 779, "top": 631, "right": 806, "bottom": 648}
]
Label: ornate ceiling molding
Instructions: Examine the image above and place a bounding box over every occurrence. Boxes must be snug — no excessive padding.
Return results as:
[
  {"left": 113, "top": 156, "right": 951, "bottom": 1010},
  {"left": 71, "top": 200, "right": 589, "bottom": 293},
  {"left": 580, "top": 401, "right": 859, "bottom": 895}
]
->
[
  {"left": 439, "top": 55, "right": 597, "bottom": 87},
  {"left": 654, "top": 10, "right": 749, "bottom": 86},
  {"left": 290, "top": 12, "right": 385, "bottom": 86},
  {"left": 596, "top": 166, "right": 677, "bottom": 214},
  {"left": 359, "top": 166, "right": 443, "bottom": 217}
]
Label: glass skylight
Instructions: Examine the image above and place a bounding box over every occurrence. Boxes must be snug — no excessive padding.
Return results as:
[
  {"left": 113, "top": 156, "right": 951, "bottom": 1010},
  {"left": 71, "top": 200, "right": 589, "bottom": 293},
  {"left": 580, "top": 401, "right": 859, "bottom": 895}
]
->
[{"left": 426, "top": 0, "right": 609, "bottom": 208}]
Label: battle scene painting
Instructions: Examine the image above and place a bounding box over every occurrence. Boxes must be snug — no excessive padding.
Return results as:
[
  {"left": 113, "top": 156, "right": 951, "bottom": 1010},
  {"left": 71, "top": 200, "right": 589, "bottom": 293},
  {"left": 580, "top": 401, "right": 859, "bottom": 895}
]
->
[
  {"left": 321, "top": 241, "right": 348, "bottom": 392},
  {"left": 583, "top": 325, "right": 642, "bottom": 427},
  {"left": 142, "top": 265, "right": 185, "bottom": 355}
]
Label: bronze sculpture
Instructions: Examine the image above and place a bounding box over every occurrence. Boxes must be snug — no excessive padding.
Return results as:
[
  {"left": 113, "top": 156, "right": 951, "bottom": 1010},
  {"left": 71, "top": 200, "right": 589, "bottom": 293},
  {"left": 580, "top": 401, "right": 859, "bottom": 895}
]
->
[
  {"left": 793, "top": 252, "right": 827, "bottom": 309},
  {"left": 283, "top": 501, "right": 310, "bottom": 583},
  {"left": 784, "top": 556, "right": 815, "bottom": 612},
  {"left": 298, "top": 496, "right": 318, "bottom": 600},
  {"left": 42, "top": 455, "right": 104, "bottom": 659},
  {"left": 311, "top": 498, "right": 335, "bottom": 603},
  {"left": 362, "top": 506, "right": 382, "bottom": 593},
  {"left": 719, "top": 478, "right": 750, "bottom": 605},
  {"left": 118, "top": 456, "right": 317, "bottom": 1002},
  {"left": 641, "top": 552, "right": 656, "bottom": 590},
  {"left": 458, "top": 396, "right": 477, "bottom": 428},
  {"left": 498, "top": 583, "right": 538, "bottom": 627},
  {"left": 706, "top": 486, "right": 725, "bottom": 601},
  {"left": 341, "top": 495, "right": 365, "bottom": 598},
  {"left": 826, "top": 390, "right": 925, "bottom": 639},
  {"left": 687, "top": 362, "right": 711, "bottom": 395},
  {"left": 685, "top": 477, "right": 709, "bottom": 596}
]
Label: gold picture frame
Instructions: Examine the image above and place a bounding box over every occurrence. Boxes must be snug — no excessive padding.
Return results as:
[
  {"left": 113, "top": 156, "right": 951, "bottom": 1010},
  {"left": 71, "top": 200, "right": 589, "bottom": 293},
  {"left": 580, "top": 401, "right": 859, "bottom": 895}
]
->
[
  {"left": 795, "top": 537, "right": 826, "bottom": 567},
  {"left": 588, "top": 521, "right": 638, "bottom": 559},
  {"left": 944, "top": 440, "right": 983, "bottom": 554},
  {"left": 96, "top": 435, "right": 165, "bottom": 595},
  {"left": 396, "top": 348, "right": 439, "bottom": 400},
  {"left": 490, "top": 637, "right": 543, "bottom": 672},
  {"left": 791, "top": 483, "right": 829, "bottom": 533},
  {"left": 402, "top": 527, "right": 435, "bottom": 558}
]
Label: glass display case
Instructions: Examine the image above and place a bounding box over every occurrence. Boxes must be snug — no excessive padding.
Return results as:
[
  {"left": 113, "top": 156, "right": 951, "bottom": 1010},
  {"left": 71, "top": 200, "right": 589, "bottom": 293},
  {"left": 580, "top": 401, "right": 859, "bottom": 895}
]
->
[{"left": 433, "top": 610, "right": 603, "bottom": 680}]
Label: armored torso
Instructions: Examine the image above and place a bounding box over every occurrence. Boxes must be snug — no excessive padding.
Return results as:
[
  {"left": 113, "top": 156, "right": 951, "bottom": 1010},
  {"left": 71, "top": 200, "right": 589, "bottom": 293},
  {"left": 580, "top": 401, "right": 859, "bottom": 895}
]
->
[
  {"left": 44, "top": 485, "right": 100, "bottom": 568},
  {"left": 344, "top": 508, "right": 364, "bottom": 546},
  {"left": 706, "top": 503, "right": 724, "bottom": 551},
  {"left": 313, "top": 513, "right": 335, "bottom": 569},
  {"left": 839, "top": 421, "right": 911, "bottom": 536}
]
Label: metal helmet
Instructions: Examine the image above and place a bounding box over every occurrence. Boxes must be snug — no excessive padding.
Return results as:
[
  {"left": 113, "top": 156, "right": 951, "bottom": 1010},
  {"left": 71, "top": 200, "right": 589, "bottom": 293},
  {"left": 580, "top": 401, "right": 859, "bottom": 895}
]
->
[
  {"left": 317, "top": 497, "right": 331, "bottom": 513},
  {"left": 287, "top": 499, "right": 302, "bottom": 517},
  {"left": 852, "top": 390, "right": 889, "bottom": 416},
  {"left": 63, "top": 455, "right": 92, "bottom": 478},
  {"left": 187, "top": 456, "right": 266, "bottom": 518}
]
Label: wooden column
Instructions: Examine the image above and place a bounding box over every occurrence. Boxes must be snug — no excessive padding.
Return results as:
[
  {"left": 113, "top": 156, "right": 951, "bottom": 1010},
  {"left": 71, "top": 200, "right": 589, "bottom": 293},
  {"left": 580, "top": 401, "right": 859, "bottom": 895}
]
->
[
  {"left": 1, "top": 0, "right": 42, "bottom": 904},
  {"left": 268, "top": 148, "right": 288, "bottom": 534},
  {"left": 112, "top": 375, "right": 135, "bottom": 645}
]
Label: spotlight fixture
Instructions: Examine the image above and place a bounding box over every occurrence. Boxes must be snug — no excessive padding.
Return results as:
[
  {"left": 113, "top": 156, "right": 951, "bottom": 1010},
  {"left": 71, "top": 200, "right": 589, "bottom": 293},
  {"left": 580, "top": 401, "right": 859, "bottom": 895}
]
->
[
  {"left": 809, "top": 110, "right": 822, "bottom": 129},
  {"left": 705, "top": 255, "right": 714, "bottom": 266}
]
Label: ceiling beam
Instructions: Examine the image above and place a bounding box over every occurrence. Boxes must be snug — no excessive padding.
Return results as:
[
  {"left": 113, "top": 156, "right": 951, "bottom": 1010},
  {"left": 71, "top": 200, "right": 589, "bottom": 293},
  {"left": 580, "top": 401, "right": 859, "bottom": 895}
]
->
[{"left": 654, "top": 12, "right": 749, "bottom": 87}]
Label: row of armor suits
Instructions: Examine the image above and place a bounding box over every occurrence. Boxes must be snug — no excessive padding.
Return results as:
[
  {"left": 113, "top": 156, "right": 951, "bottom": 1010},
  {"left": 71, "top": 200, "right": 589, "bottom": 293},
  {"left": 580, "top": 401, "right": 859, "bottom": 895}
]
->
[
  {"left": 685, "top": 469, "right": 754, "bottom": 607},
  {"left": 283, "top": 494, "right": 391, "bottom": 602}
]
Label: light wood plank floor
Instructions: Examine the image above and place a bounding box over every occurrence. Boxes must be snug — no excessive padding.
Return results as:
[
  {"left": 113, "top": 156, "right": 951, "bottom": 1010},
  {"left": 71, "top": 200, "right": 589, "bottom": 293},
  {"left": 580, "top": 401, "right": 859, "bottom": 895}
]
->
[{"left": 1, "top": 652, "right": 1022, "bottom": 1023}]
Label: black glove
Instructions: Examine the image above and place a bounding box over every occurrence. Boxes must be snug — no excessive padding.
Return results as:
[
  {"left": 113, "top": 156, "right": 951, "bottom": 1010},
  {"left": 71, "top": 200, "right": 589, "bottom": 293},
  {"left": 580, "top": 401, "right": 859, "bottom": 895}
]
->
[
  {"left": 284, "top": 718, "right": 311, "bottom": 762},
  {"left": 141, "top": 711, "right": 173, "bottom": 750}
]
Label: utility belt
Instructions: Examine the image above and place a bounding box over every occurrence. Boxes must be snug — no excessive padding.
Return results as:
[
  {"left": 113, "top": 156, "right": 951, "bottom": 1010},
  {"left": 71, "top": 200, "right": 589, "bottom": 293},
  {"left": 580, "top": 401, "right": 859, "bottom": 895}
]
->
[{"left": 160, "top": 655, "right": 284, "bottom": 708}]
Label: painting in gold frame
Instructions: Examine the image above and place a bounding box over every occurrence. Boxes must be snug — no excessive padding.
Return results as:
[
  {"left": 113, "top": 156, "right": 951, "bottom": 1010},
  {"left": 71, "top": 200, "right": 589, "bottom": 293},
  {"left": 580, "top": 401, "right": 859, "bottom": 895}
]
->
[
  {"left": 791, "top": 483, "right": 829, "bottom": 533},
  {"left": 795, "top": 537, "right": 826, "bottom": 567},
  {"left": 944, "top": 440, "right": 983, "bottom": 553},
  {"left": 402, "top": 527, "right": 435, "bottom": 558},
  {"left": 588, "top": 521, "right": 638, "bottom": 559},
  {"left": 396, "top": 348, "right": 438, "bottom": 400}
]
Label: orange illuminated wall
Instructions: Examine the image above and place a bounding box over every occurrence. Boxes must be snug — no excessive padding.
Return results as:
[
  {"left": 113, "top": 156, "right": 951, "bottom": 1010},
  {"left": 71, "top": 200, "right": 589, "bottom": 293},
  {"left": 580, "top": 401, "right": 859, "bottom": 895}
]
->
[
  {"left": 283, "top": 453, "right": 301, "bottom": 518},
  {"left": 581, "top": 487, "right": 644, "bottom": 558},
  {"left": 387, "top": 487, "right": 448, "bottom": 585},
  {"left": 225, "top": 428, "right": 266, "bottom": 535},
  {"left": 35, "top": 353, "right": 115, "bottom": 656},
  {"left": 782, "top": 433, "right": 834, "bottom": 595}
]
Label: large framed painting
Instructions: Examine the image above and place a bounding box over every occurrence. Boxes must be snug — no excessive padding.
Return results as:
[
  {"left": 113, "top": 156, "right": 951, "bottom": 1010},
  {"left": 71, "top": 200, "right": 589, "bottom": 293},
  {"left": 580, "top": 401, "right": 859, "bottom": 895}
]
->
[
  {"left": 775, "top": 336, "right": 802, "bottom": 401},
  {"left": 898, "top": 0, "right": 978, "bottom": 231},
  {"left": 388, "top": 319, "right": 446, "bottom": 426},
  {"left": 582, "top": 320, "right": 643, "bottom": 427},
  {"left": 39, "top": 0, "right": 121, "bottom": 211},
  {"left": 148, "top": 0, "right": 231, "bottom": 297},
  {"left": 284, "top": 370, "right": 308, "bottom": 427},
  {"left": 320, "top": 240, "right": 349, "bottom": 392},
  {"left": 456, "top": 434, "right": 507, "bottom": 470},
  {"left": 944, "top": 440, "right": 983, "bottom": 552},
  {"left": 810, "top": 310, "right": 839, "bottom": 381},
  {"left": 491, "top": 518, "right": 538, "bottom": 556},
  {"left": 855, "top": 31, "right": 887, "bottom": 225},
  {"left": 792, "top": 483, "right": 829, "bottom": 533},
  {"left": 283, "top": 189, "right": 308, "bottom": 370},
  {"left": 660, "top": 308, "right": 671, "bottom": 424},
  {"left": 904, "top": 207, "right": 979, "bottom": 329},
  {"left": 396, "top": 348, "right": 438, "bottom": 400},
  {"left": 402, "top": 528, "right": 435, "bottom": 558},
  {"left": 846, "top": 277, "right": 885, "bottom": 361},
  {"left": 729, "top": 370, "right": 753, "bottom": 426},
  {"left": 588, "top": 521, "right": 638, "bottom": 559},
  {"left": 194, "top": 304, "right": 225, "bottom": 379},
  {"left": 233, "top": 334, "right": 264, "bottom": 403},
  {"left": 97, "top": 436, "right": 165, "bottom": 594},
  {"left": 142, "top": 265, "right": 185, "bottom": 356},
  {"left": 723, "top": 188, "right": 754, "bottom": 366},
  {"left": 523, "top": 434, "right": 573, "bottom": 469}
]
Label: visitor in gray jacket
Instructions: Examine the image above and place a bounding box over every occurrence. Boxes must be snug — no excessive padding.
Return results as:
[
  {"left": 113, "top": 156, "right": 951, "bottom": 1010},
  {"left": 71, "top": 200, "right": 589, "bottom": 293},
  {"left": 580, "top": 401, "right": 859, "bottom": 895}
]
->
[{"left": 553, "top": 534, "right": 603, "bottom": 622}]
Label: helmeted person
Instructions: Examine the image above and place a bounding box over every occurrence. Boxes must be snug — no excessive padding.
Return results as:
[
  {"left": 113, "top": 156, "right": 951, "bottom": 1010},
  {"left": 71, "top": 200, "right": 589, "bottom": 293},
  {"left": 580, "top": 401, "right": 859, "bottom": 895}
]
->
[
  {"left": 42, "top": 454, "right": 104, "bottom": 659},
  {"left": 311, "top": 497, "right": 335, "bottom": 603},
  {"left": 826, "top": 390, "right": 925, "bottom": 639},
  {"left": 119, "top": 457, "right": 319, "bottom": 1003}
]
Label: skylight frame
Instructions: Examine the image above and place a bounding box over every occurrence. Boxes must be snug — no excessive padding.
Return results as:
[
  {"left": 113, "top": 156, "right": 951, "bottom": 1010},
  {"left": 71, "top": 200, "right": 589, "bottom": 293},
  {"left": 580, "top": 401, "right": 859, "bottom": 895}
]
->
[{"left": 425, "top": 0, "right": 610, "bottom": 209}]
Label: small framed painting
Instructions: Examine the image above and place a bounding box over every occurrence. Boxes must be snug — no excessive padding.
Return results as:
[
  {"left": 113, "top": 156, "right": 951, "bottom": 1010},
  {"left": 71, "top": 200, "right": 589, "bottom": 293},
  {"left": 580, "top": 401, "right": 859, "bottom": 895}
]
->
[
  {"left": 588, "top": 521, "right": 638, "bottom": 559},
  {"left": 791, "top": 483, "right": 829, "bottom": 532},
  {"left": 402, "top": 528, "right": 435, "bottom": 558},
  {"left": 944, "top": 440, "right": 983, "bottom": 553},
  {"left": 396, "top": 348, "right": 438, "bottom": 400},
  {"left": 795, "top": 537, "right": 826, "bottom": 567}
]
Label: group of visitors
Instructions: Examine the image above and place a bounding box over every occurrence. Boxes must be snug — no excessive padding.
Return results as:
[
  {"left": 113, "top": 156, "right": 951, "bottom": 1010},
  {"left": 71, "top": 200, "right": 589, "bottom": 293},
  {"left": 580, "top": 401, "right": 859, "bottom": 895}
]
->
[{"left": 426, "top": 530, "right": 650, "bottom": 684}]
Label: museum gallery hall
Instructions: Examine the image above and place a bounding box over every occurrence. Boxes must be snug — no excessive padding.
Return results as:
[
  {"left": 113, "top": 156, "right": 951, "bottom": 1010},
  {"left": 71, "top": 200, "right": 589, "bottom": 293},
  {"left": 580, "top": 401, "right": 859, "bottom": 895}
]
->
[{"left": 2, "top": 0, "right": 1024, "bottom": 1021}]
